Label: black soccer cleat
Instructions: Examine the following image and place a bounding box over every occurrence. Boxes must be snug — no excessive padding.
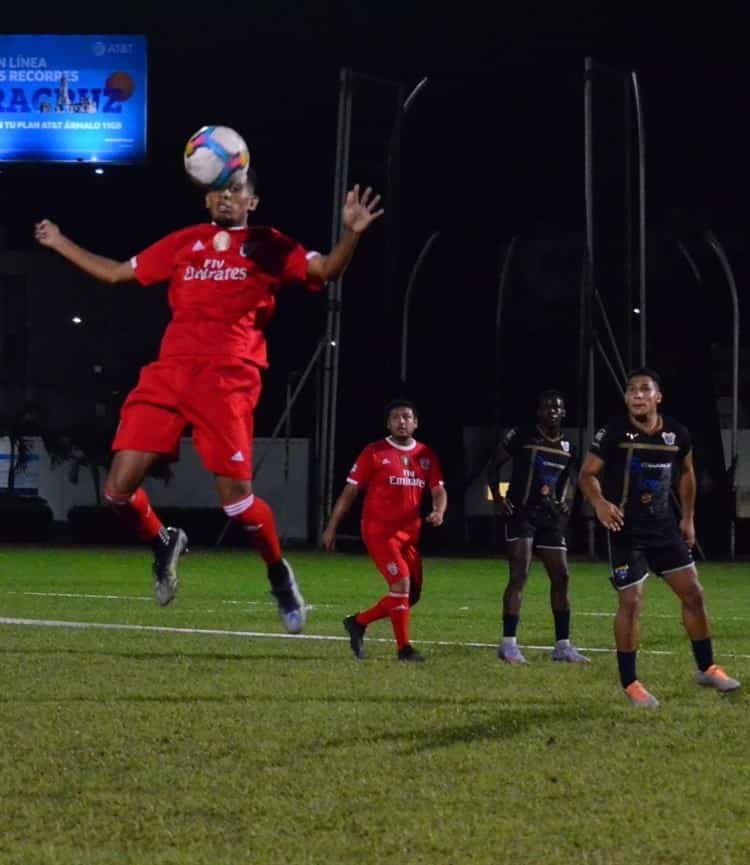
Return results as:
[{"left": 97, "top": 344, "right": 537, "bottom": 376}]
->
[
  {"left": 343, "top": 615, "right": 366, "bottom": 659},
  {"left": 152, "top": 527, "right": 188, "bottom": 606},
  {"left": 397, "top": 644, "right": 425, "bottom": 663}
]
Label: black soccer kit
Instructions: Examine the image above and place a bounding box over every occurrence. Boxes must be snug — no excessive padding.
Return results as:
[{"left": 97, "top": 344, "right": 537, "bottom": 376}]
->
[
  {"left": 501, "top": 425, "right": 576, "bottom": 549},
  {"left": 589, "top": 415, "right": 694, "bottom": 589}
]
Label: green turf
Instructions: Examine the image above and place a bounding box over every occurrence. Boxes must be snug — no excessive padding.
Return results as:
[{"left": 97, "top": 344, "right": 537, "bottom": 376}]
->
[{"left": 1, "top": 545, "right": 749, "bottom": 865}]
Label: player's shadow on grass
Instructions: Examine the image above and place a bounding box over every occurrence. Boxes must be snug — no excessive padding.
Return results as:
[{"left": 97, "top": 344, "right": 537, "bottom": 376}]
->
[{"left": 319, "top": 703, "right": 609, "bottom": 754}]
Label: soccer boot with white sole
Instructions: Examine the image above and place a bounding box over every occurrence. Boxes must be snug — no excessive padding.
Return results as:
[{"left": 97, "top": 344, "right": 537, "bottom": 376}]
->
[
  {"left": 624, "top": 680, "right": 659, "bottom": 709},
  {"left": 551, "top": 643, "right": 591, "bottom": 663},
  {"left": 152, "top": 527, "right": 188, "bottom": 606},
  {"left": 268, "top": 558, "right": 306, "bottom": 634},
  {"left": 498, "top": 643, "right": 528, "bottom": 664},
  {"left": 695, "top": 664, "right": 740, "bottom": 693}
]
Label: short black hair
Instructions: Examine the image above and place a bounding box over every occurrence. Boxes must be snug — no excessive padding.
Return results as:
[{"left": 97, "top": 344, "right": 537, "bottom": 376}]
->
[
  {"left": 538, "top": 389, "right": 565, "bottom": 406},
  {"left": 626, "top": 367, "right": 662, "bottom": 390},
  {"left": 385, "top": 398, "right": 418, "bottom": 419},
  {"left": 245, "top": 166, "right": 259, "bottom": 193}
]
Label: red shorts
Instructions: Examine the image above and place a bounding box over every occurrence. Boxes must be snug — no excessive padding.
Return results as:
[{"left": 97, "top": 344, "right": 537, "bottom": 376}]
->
[
  {"left": 362, "top": 524, "right": 423, "bottom": 589},
  {"left": 112, "top": 358, "right": 262, "bottom": 479}
]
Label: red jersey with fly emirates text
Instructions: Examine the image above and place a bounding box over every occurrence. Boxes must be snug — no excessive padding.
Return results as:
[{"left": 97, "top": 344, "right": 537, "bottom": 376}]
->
[
  {"left": 347, "top": 436, "right": 444, "bottom": 533},
  {"left": 130, "top": 223, "right": 323, "bottom": 367}
]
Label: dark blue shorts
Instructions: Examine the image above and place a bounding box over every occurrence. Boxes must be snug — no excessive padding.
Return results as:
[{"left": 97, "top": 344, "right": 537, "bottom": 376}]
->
[
  {"left": 607, "top": 529, "right": 694, "bottom": 591},
  {"left": 505, "top": 510, "right": 567, "bottom": 551}
]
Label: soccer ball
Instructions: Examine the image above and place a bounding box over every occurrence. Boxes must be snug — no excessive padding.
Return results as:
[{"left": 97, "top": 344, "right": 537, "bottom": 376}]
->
[{"left": 183, "top": 125, "right": 250, "bottom": 189}]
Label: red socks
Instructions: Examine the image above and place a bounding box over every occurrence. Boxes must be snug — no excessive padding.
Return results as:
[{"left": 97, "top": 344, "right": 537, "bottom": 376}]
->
[
  {"left": 103, "top": 487, "right": 164, "bottom": 542},
  {"left": 356, "top": 591, "right": 411, "bottom": 650},
  {"left": 223, "top": 494, "right": 282, "bottom": 564}
]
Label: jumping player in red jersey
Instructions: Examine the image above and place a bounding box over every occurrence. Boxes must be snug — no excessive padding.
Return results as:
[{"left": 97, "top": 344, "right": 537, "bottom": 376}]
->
[
  {"left": 321, "top": 400, "right": 447, "bottom": 662},
  {"left": 34, "top": 168, "right": 383, "bottom": 633}
]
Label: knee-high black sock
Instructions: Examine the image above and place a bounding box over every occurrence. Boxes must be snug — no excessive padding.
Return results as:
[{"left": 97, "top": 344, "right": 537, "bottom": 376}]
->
[{"left": 617, "top": 651, "right": 637, "bottom": 689}]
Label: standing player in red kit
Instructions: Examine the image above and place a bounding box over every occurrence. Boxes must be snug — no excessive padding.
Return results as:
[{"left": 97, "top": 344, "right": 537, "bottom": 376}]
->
[
  {"left": 321, "top": 400, "right": 447, "bottom": 661},
  {"left": 34, "top": 168, "right": 383, "bottom": 633}
]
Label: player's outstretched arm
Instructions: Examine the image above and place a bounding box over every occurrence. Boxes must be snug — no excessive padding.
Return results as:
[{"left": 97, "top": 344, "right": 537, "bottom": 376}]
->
[
  {"left": 321, "top": 483, "right": 361, "bottom": 551},
  {"left": 307, "top": 185, "right": 384, "bottom": 283},
  {"left": 425, "top": 484, "right": 447, "bottom": 526},
  {"left": 579, "top": 453, "right": 624, "bottom": 531},
  {"left": 34, "top": 219, "right": 135, "bottom": 284}
]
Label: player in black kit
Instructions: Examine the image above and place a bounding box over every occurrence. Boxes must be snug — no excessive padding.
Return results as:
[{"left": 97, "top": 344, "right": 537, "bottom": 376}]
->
[
  {"left": 579, "top": 368, "right": 740, "bottom": 707},
  {"left": 488, "top": 391, "right": 589, "bottom": 664}
]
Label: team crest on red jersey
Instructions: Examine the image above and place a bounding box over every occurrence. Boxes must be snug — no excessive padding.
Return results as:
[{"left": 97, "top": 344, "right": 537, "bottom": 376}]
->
[
  {"left": 419, "top": 457, "right": 431, "bottom": 470},
  {"left": 213, "top": 231, "right": 231, "bottom": 251}
]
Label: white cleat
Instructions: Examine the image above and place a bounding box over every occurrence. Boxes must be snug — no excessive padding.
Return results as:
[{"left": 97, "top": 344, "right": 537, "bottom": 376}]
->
[
  {"left": 695, "top": 664, "right": 740, "bottom": 693},
  {"left": 269, "top": 558, "right": 306, "bottom": 634}
]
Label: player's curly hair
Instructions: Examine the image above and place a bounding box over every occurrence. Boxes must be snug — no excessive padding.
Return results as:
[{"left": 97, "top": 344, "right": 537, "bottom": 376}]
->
[
  {"left": 537, "top": 389, "right": 565, "bottom": 406},
  {"left": 384, "top": 398, "right": 418, "bottom": 419}
]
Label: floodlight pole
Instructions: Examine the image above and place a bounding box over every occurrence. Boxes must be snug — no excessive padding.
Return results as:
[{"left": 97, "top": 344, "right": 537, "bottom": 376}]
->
[
  {"left": 400, "top": 230, "right": 440, "bottom": 385},
  {"left": 385, "top": 76, "right": 429, "bottom": 391},
  {"left": 706, "top": 231, "right": 740, "bottom": 561},
  {"left": 318, "top": 67, "right": 353, "bottom": 538},
  {"left": 631, "top": 70, "right": 647, "bottom": 365},
  {"left": 582, "top": 57, "right": 597, "bottom": 560}
]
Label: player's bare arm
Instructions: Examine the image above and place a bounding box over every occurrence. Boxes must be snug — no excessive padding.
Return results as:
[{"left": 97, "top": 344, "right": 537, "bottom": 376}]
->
[
  {"left": 678, "top": 450, "right": 697, "bottom": 548},
  {"left": 34, "top": 219, "right": 135, "bottom": 284},
  {"left": 307, "top": 185, "right": 384, "bottom": 283},
  {"left": 579, "top": 452, "right": 625, "bottom": 531},
  {"left": 488, "top": 443, "right": 513, "bottom": 516},
  {"left": 321, "top": 482, "right": 361, "bottom": 551},
  {"left": 425, "top": 484, "right": 447, "bottom": 526}
]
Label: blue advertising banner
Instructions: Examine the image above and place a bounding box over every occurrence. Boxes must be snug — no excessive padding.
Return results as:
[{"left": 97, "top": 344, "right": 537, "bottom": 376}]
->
[{"left": 0, "top": 34, "right": 147, "bottom": 164}]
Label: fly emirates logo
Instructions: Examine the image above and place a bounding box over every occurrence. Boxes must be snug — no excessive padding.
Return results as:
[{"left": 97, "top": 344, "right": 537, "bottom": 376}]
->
[
  {"left": 184, "top": 257, "right": 248, "bottom": 282},
  {"left": 389, "top": 469, "right": 425, "bottom": 488}
]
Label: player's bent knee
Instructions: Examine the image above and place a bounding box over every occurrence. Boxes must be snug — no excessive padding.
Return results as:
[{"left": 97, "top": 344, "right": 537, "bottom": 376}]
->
[{"left": 216, "top": 476, "right": 253, "bottom": 506}]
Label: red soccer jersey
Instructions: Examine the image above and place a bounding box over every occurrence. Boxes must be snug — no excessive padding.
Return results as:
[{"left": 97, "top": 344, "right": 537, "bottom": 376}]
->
[
  {"left": 130, "top": 224, "right": 322, "bottom": 366},
  {"left": 347, "top": 437, "right": 444, "bottom": 532}
]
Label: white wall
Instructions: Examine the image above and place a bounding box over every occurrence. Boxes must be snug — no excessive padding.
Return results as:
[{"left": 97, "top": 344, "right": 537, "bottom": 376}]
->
[{"left": 0, "top": 436, "right": 311, "bottom": 540}]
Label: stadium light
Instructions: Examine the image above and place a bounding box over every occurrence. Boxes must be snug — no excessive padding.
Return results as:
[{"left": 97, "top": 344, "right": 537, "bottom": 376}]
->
[
  {"left": 633, "top": 307, "right": 641, "bottom": 314},
  {"left": 94, "top": 168, "right": 104, "bottom": 175},
  {"left": 72, "top": 316, "right": 83, "bottom": 324}
]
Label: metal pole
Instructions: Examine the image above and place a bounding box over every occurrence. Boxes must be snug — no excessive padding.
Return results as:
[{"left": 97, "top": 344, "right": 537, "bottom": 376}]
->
[
  {"left": 706, "top": 231, "right": 740, "bottom": 561},
  {"left": 323, "top": 71, "right": 353, "bottom": 532},
  {"left": 583, "top": 57, "right": 597, "bottom": 560},
  {"left": 624, "top": 76, "right": 634, "bottom": 370},
  {"left": 631, "top": 70, "right": 647, "bottom": 365},
  {"left": 318, "top": 67, "right": 353, "bottom": 538},
  {"left": 494, "top": 235, "right": 519, "bottom": 397},
  {"left": 384, "top": 76, "right": 429, "bottom": 391},
  {"left": 400, "top": 230, "right": 440, "bottom": 384}
]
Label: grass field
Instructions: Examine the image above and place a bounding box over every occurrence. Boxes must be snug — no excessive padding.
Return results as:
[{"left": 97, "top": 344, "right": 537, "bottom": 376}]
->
[{"left": 1, "top": 545, "right": 749, "bottom": 865}]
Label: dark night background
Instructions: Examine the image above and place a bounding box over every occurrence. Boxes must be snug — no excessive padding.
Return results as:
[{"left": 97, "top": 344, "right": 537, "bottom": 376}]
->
[{"left": 1, "top": 2, "right": 748, "bottom": 552}]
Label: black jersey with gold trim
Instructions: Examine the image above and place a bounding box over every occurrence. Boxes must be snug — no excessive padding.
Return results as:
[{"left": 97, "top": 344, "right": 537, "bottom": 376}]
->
[
  {"left": 502, "top": 425, "right": 575, "bottom": 510},
  {"left": 589, "top": 415, "right": 691, "bottom": 534}
]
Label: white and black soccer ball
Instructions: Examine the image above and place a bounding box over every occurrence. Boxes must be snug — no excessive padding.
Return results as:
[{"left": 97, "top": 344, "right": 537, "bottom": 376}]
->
[{"left": 183, "top": 125, "right": 250, "bottom": 189}]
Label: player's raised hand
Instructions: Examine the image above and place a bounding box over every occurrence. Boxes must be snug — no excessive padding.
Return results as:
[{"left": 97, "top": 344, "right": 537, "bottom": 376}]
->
[
  {"left": 342, "top": 185, "right": 384, "bottom": 233},
  {"left": 34, "top": 219, "right": 62, "bottom": 248},
  {"left": 321, "top": 526, "right": 337, "bottom": 552},
  {"left": 593, "top": 499, "right": 625, "bottom": 531}
]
